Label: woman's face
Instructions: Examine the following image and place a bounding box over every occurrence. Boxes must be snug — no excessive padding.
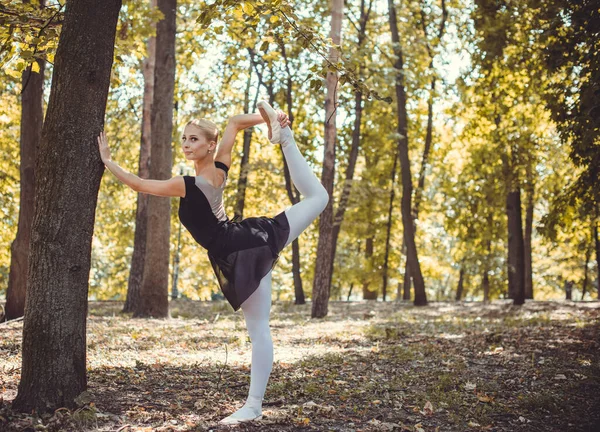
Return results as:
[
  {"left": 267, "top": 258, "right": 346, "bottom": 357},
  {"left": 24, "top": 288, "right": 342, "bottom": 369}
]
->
[{"left": 181, "top": 124, "right": 214, "bottom": 160}]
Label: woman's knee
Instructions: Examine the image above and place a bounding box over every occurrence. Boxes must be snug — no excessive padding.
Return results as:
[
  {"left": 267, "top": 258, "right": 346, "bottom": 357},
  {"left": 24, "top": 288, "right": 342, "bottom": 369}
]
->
[{"left": 314, "top": 185, "right": 329, "bottom": 214}]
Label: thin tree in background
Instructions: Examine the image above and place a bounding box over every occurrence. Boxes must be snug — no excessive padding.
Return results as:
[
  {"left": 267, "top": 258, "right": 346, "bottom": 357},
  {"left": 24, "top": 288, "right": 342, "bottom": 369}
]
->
[
  {"left": 134, "top": 0, "right": 176, "bottom": 318},
  {"left": 12, "top": 0, "right": 122, "bottom": 412},
  {"left": 4, "top": 0, "right": 46, "bottom": 322},
  {"left": 124, "top": 0, "right": 157, "bottom": 313},
  {"left": 388, "top": 0, "right": 427, "bottom": 306},
  {"left": 312, "top": 0, "right": 344, "bottom": 318}
]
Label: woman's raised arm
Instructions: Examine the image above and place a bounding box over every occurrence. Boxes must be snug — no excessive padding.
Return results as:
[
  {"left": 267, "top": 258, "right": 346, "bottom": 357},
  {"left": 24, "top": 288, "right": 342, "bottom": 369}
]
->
[{"left": 98, "top": 131, "right": 185, "bottom": 198}]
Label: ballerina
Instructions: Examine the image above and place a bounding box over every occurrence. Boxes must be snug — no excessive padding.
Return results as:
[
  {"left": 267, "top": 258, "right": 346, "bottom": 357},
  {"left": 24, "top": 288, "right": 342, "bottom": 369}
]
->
[{"left": 98, "top": 100, "right": 329, "bottom": 424}]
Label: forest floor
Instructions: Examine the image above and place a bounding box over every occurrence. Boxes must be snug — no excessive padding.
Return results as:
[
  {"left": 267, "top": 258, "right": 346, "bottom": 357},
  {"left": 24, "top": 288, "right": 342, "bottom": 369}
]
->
[{"left": 0, "top": 299, "right": 599, "bottom": 432}]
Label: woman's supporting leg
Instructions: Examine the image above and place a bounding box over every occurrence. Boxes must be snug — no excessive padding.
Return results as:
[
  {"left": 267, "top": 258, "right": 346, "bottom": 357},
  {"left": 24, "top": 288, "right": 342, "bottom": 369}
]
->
[
  {"left": 219, "top": 270, "right": 273, "bottom": 424},
  {"left": 280, "top": 126, "right": 329, "bottom": 248}
]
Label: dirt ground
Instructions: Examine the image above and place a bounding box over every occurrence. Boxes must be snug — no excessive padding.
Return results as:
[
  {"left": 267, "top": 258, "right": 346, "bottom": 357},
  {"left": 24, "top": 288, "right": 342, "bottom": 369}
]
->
[{"left": 1, "top": 299, "right": 599, "bottom": 431}]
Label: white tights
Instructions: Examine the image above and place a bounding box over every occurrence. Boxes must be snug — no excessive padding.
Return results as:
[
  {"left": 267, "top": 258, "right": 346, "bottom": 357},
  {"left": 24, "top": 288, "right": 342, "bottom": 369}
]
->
[{"left": 226, "top": 126, "right": 329, "bottom": 420}]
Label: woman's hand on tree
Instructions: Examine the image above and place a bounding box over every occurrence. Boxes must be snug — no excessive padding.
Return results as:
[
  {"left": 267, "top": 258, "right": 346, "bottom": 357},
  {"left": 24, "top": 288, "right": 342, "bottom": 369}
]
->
[{"left": 97, "top": 131, "right": 111, "bottom": 163}]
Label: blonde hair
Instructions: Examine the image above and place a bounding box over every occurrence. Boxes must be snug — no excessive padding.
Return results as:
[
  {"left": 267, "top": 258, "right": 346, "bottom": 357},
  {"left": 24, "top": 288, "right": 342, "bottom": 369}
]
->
[{"left": 186, "top": 119, "right": 219, "bottom": 144}]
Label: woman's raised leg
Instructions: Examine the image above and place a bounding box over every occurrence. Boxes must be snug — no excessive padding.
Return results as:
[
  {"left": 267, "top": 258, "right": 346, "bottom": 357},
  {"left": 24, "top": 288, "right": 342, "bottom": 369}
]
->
[{"left": 279, "top": 125, "right": 329, "bottom": 247}]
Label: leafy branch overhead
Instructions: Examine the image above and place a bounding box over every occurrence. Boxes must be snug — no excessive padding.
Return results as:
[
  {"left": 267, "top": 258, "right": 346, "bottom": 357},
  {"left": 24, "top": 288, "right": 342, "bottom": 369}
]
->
[
  {"left": 0, "top": 1, "right": 64, "bottom": 77},
  {"left": 196, "top": 0, "right": 392, "bottom": 103}
]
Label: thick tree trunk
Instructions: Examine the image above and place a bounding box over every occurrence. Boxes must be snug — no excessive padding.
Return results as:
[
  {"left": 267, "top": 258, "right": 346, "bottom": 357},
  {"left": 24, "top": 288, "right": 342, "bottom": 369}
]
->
[
  {"left": 133, "top": 0, "right": 176, "bottom": 318},
  {"left": 388, "top": 0, "right": 427, "bottom": 306},
  {"left": 382, "top": 148, "right": 398, "bottom": 301},
  {"left": 524, "top": 163, "right": 534, "bottom": 300},
  {"left": 4, "top": 0, "right": 46, "bottom": 322},
  {"left": 312, "top": 0, "right": 344, "bottom": 318},
  {"left": 12, "top": 0, "right": 121, "bottom": 413},
  {"left": 507, "top": 188, "right": 525, "bottom": 305},
  {"left": 455, "top": 267, "right": 465, "bottom": 301},
  {"left": 124, "top": 0, "right": 156, "bottom": 313}
]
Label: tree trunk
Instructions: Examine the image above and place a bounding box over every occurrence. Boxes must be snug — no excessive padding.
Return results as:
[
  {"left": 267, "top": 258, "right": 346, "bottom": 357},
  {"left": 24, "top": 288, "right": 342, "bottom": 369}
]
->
[
  {"left": 565, "top": 280, "right": 573, "bottom": 300},
  {"left": 455, "top": 267, "right": 465, "bottom": 301},
  {"left": 234, "top": 61, "right": 254, "bottom": 220},
  {"left": 483, "top": 240, "right": 491, "bottom": 303},
  {"left": 362, "top": 236, "right": 377, "bottom": 300},
  {"left": 279, "top": 44, "right": 305, "bottom": 304},
  {"left": 582, "top": 234, "right": 591, "bottom": 300},
  {"left": 330, "top": 0, "right": 371, "bottom": 293},
  {"left": 402, "top": 0, "right": 447, "bottom": 300},
  {"left": 312, "top": 0, "right": 344, "bottom": 318},
  {"left": 133, "top": 0, "right": 176, "bottom": 318},
  {"left": 523, "top": 162, "right": 534, "bottom": 300},
  {"left": 124, "top": 0, "right": 156, "bottom": 313},
  {"left": 382, "top": 148, "right": 398, "bottom": 301},
  {"left": 4, "top": 0, "right": 46, "bottom": 322},
  {"left": 12, "top": 0, "right": 122, "bottom": 413},
  {"left": 388, "top": 0, "right": 427, "bottom": 306},
  {"left": 595, "top": 215, "right": 600, "bottom": 300},
  {"left": 507, "top": 188, "right": 525, "bottom": 305}
]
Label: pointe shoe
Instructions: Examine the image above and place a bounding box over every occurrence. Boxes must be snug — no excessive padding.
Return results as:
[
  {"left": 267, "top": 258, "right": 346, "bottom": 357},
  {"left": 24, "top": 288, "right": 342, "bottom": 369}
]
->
[
  {"left": 257, "top": 100, "right": 281, "bottom": 144},
  {"left": 218, "top": 413, "right": 263, "bottom": 425}
]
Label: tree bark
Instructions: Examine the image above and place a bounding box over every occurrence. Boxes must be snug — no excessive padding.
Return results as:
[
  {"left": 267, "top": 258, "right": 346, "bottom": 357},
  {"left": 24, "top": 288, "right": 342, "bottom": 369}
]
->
[
  {"left": 402, "top": 0, "right": 447, "bottom": 299},
  {"left": 12, "top": 0, "right": 122, "bottom": 413},
  {"left": 133, "top": 0, "right": 176, "bottom": 318},
  {"left": 455, "top": 267, "right": 465, "bottom": 301},
  {"left": 507, "top": 188, "right": 525, "bottom": 305},
  {"left": 330, "top": 0, "right": 372, "bottom": 294},
  {"left": 362, "top": 235, "right": 377, "bottom": 299},
  {"left": 278, "top": 41, "right": 305, "bottom": 304},
  {"left": 234, "top": 61, "right": 254, "bottom": 220},
  {"left": 382, "top": 148, "right": 398, "bottom": 301},
  {"left": 595, "top": 214, "right": 600, "bottom": 300},
  {"left": 388, "top": 0, "right": 427, "bottom": 306},
  {"left": 312, "top": 0, "right": 344, "bottom": 318},
  {"left": 523, "top": 161, "right": 534, "bottom": 299},
  {"left": 124, "top": 0, "right": 156, "bottom": 313},
  {"left": 483, "top": 240, "right": 491, "bottom": 303},
  {"left": 582, "top": 233, "right": 591, "bottom": 300},
  {"left": 4, "top": 0, "right": 46, "bottom": 322}
]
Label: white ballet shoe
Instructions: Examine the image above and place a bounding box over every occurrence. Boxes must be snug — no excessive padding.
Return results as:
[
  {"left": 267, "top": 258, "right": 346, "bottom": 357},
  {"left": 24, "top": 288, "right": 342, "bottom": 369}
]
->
[
  {"left": 218, "top": 409, "right": 263, "bottom": 425},
  {"left": 257, "top": 100, "right": 281, "bottom": 144}
]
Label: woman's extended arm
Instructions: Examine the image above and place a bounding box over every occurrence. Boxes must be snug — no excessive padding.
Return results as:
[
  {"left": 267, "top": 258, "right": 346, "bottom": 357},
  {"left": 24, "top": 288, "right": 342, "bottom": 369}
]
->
[{"left": 98, "top": 131, "right": 185, "bottom": 198}]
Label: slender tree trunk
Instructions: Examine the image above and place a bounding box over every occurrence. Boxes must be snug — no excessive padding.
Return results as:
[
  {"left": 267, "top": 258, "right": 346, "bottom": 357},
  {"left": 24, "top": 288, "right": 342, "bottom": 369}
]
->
[
  {"left": 402, "top": 0, "right": 447, "bottom": 300},
  {"left": 330, "top": 0, "right": 372, "bottom": 294},
  {"left": 4, "top": 0, "right": 46, "bottom": 322},
  {"left": 12, "top": 0, "right": 122, "bottom": 413},
  {"left": 388, "top": 0, "right": 427, "bottom": 306},
  {"left": 507, "top": 188, "right": 525, "bottom": 305},
  {"left": 455, "top": 267, "right": 465, "bottom": 301},
  {"left": 582, "top": 235, "right": 591, "bottom": 300},
  {"left": 312, "top": 0, "right": 344, "bottom": 318},
  {"left": 133, "top": 0, "right": 176, "bottom": 318},
  {"left": 565, "top": 280, "right": 573, "bottom": 300},
  {"left": 234, "top": 61, "right": 254, "bottom": 220},
  {"left": 524, "top": 163, "right": 534, "bottom": 299},
  {"left": 124, "top": 0, "right": 156, "bottom": 313},
  {"left": 595, "top": 215, "right": 600, "bottom": 300},
  {"left": 362, "top": 236, "right": 377, "bottom": 300},
  {"left": 382, "top": 148, "right": 398, "bottom": 301},
  {"left": 278, "top": 43, "right": 305, "bottom": 304}
]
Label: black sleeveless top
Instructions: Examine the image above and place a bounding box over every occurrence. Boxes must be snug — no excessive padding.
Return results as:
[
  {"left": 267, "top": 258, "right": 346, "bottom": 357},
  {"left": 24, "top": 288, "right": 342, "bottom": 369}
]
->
[{"left": 178, "top": 161, "right": 230, "bottom": 251}]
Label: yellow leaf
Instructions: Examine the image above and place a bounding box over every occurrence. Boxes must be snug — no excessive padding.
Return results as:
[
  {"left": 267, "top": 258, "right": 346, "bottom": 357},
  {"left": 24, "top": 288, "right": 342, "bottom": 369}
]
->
[
  {"left": 269, "top": 14, "right": 279, "bottom": 23},
  {"left": 31, "top": 61, "right": 40, "bottom": 73}
]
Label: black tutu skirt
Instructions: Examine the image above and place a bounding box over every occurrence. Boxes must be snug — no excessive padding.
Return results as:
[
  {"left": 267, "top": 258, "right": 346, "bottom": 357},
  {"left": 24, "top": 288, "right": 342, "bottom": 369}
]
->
[{"left": 206, "top": 211, "right": 290, "bottom": 312}]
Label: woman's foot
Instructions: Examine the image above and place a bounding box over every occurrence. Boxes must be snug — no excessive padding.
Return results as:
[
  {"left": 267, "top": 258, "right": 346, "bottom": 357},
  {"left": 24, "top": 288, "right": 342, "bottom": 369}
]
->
[
  {"left": 257, "top": 100, "right": 282, "bottom": 144},
  {"left": 218, "top": 398, "right": 263, "bottom": 425}
]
